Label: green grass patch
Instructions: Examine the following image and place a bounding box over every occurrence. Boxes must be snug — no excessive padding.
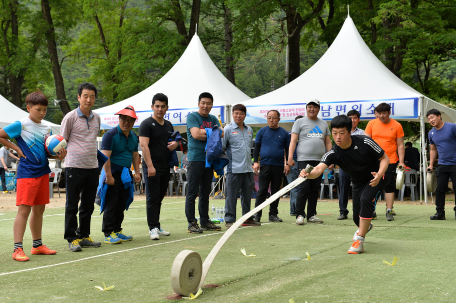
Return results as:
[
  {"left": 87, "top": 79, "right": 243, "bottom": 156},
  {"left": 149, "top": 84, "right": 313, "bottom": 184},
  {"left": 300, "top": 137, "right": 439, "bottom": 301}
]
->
[{"left": 0, "top": 199, "right": 454, "bottom": 302}]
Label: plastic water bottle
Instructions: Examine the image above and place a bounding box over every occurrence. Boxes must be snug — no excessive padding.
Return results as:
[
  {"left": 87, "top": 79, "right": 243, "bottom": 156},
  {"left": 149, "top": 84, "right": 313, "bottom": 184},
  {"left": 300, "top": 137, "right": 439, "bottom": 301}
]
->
[
  {"left": 211, "top": 204, "right": 215, "bottom": 219},
  {"left": 216, "top": 207, "right": 220, "bottom": 220},
  {"left": 221, "top": 207, "right": 225, "bottom": 223}
]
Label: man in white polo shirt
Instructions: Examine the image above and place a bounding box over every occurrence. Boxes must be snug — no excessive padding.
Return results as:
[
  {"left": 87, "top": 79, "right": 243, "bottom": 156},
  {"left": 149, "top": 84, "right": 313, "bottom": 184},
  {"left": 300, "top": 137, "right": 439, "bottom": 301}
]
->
[{"left": 61, "top": 82, "right": 102, "bottom": 252}]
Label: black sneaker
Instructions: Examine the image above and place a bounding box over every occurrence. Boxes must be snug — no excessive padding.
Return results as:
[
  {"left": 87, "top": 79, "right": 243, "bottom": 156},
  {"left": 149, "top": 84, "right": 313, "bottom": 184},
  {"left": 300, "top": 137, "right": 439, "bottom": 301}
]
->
[
  {"left": 338, "top": 214, "right": 348, "bottom": 220},
  {"left": 188, "top": 221, "right": 203, "bottom": 233},
  {"left": 79, "top": 237, "right": 101, "bottom": 247},
  {"left": 269, "top": 215, "right": 283, "bottom": 222},
  {"left": 254, "top": 214, "right": 261, "bottom": 223},
  {"left": 201, "top": 221, "right": 221, "bottom": 231},
  {"left": 430, "top": 212, "right": 445, "bottom": 220}
]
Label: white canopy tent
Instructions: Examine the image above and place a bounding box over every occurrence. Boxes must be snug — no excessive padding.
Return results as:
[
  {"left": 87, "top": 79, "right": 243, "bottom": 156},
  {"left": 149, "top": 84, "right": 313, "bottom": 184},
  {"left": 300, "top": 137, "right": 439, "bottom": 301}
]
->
[
  {"left": 243, "top": 15, "right": 455, "bottom": 204},
  {"left": 0, "top": 94, "right": 61, "bottom": 134},
  {"left": 94, "top": 34, "right": 251, "bottom": 132}
]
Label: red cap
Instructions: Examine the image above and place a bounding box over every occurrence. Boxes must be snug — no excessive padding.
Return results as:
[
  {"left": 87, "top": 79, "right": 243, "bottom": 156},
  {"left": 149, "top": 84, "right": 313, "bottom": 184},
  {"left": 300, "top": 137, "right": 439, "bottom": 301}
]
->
[{"left": 115, "top": 105, "right": 138, "bottom": 119}]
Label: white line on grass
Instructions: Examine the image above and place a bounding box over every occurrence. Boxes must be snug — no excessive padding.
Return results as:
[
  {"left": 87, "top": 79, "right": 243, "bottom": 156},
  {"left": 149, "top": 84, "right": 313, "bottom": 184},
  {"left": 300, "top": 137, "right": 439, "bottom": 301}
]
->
[{"left": 0, "top": 224, "right": 269, "bottom": 277}]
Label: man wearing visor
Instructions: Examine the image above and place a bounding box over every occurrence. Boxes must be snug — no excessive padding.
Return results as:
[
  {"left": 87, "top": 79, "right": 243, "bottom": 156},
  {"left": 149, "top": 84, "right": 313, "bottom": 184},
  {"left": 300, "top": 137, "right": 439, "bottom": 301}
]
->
[{"left": 100, "top": 105, "right": 141, "bottom": 244}]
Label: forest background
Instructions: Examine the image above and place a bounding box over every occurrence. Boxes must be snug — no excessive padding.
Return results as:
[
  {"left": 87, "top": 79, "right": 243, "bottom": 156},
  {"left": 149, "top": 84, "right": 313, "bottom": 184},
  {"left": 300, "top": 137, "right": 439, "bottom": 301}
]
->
[{"left": 1, "top": 0, "right": 456, "bottom": 139}]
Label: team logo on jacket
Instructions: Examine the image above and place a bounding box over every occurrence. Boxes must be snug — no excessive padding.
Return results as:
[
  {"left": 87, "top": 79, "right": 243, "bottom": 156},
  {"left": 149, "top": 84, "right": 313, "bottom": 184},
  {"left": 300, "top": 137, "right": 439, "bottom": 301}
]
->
[{"left": 307, "top": 126, "right": 323, "bottom": 138}]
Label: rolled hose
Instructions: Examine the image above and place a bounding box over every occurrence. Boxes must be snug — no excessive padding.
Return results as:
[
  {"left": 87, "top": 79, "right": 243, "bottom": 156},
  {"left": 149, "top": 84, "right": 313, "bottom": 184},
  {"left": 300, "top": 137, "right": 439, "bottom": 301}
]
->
[
  {"left": 396, "top": 165, "right": 405, "bottom": 190},
  {"left": 426, "top": 168, "right": 437, "bottom": 193}
]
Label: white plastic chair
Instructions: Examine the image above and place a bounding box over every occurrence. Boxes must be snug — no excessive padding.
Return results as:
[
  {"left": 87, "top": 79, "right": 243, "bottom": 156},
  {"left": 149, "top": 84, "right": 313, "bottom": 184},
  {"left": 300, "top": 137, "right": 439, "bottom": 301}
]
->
[
  {"left": 176, "top": 168, "right": 188, "bottom": 196},
  {"left": 49, "top": 168, "right": 62, "bottom": 198},
  {"left": 167, "top": 168, "right": 176, "bottom": 197},
  {"left": 320, "top": 170, "right": 338, "bottom": 200},
  {"left": 399, "top": 169, "right": 418, "bottom": 201}
]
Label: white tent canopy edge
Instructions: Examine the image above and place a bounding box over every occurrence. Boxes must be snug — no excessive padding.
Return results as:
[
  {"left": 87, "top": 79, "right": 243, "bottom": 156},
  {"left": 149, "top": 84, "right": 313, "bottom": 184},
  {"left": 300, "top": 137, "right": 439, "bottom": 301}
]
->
[
  {"left": 93, "top": 33, "right": 250, "bottom": 133},
  {"left": 238, "top": 15, "right": 456, "bottom": 204},
  {"left": 0, "top": 93, "right": 61, "bottom": 135}
]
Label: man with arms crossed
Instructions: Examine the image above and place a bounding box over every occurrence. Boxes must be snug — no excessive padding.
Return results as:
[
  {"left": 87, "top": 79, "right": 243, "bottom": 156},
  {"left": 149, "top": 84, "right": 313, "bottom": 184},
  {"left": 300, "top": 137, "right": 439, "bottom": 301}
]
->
[
  {"left": 223, "top": 104, "right": 258, "bottom": 228},
  {"left": 288, "top": 99, "right": 331, "bottom": 225},
  {"left": 185, "top": 92, "right": 223, "bottom": 233},
  {"left": 427, "top": 109, "right": 456, "bottom": 220},
  {"left": 253, "top": 110, "right": 290, "bottom": 223},
  {"left": 365, "top": 103, "right": 405, "bottom": 221},
  {"left": 61, "top": 82, "right": 102, "bottom": 251},
  {"left": 139, "top": 93, "right": 177, "bottom": 239},
  {"left": 300, "top": 115, "right": 389, "bottom": 254},
  {"left": 337, "top": 110, "right": 365, "bottom": 220}
]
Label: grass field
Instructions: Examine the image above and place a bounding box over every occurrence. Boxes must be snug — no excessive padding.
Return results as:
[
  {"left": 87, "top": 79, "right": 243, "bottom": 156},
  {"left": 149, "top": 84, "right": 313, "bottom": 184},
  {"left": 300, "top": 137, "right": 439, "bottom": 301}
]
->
[{"left": 1, "top": 198, "right": 455, "bottom": 302}]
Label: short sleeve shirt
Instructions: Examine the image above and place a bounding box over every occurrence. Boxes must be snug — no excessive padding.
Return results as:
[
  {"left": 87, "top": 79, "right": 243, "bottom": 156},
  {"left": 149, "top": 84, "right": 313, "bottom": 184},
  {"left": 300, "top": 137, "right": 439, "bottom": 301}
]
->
[
  {"left": 223, "top": 122, "right": 254, "bottom": 174},
  {"left": 138, "top": 117, "right": 174, "bottom": 171},
  {"left": 320, "top": 135, "right": 385, "bottom": 184},
  {"left": 186, "top": 112, "right": 221, "bottom": 162},
  {"left": 291, "top": 117, "right": 331, "bottom": 161},
  {"left": 0, "top": 147, "right": 7, "bottom": 161},
  {"left": 255, "top": 126, "right": 289, "bottom": 167},
  {"left": 365, "top": 118, "right": 404, "bottom": 164},
  {"left": 3, "top": 117, "right": 52, "bottom": 178},
  {"left": 60, "top": 107, "right": 100, "bottom": 169},
  {"left": 101, "top": 125, "right": 138, "bottom": 172},
  {"left": 428, "top": 123, "right": 456, "bottom": 165}
]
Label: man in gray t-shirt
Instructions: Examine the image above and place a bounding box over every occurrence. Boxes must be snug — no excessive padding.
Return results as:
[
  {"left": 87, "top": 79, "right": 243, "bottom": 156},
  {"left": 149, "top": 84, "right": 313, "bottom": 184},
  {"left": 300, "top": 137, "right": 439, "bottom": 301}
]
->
[{"left": 288, "top": 99, "right": 332, "bottom": 224}]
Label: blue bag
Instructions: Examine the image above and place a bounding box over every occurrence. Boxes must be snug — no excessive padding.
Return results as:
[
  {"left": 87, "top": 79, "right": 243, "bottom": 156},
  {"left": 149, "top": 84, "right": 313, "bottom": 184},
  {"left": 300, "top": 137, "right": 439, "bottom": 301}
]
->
[{"left": 169, "top": 131, "right": 183, "bottom": 168}]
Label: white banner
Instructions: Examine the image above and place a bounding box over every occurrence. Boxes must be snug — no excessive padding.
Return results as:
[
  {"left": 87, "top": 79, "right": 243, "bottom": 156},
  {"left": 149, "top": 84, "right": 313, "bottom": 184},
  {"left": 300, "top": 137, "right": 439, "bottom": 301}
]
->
[
  {"left": 244, "top": 98, "right": 419, "bottom": 124},
  {"left": 99, "top": 106, "right": 225, "bottom": 129}
]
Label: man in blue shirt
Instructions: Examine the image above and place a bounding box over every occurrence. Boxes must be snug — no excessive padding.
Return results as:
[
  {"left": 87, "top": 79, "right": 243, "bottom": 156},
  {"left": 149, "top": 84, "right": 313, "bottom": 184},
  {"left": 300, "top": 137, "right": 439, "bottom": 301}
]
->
[
  {"left": 101, "top": 106, "right": 141, "bottom": 243},
  {"left": 223, "top": 104, "right": 258, "bottom": 228},
  {"left": 427, "top": 109, "right": 456, "bottom": 220},
  {"left": 185, "top": 92, "right": 223, "bottom": 233},
  {"left": 253, "top": 110, "right": 290, "bottom": 223}
]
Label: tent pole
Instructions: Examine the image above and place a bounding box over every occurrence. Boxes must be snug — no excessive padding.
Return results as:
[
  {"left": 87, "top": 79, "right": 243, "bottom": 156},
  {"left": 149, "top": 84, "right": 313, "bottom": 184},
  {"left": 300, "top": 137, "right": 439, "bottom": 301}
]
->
[
  {"left": 420, "top": 133, "right": 423, "bottom": 204},
  {"left": 420, "top": 96, "right": 428, "bottom": 204}
]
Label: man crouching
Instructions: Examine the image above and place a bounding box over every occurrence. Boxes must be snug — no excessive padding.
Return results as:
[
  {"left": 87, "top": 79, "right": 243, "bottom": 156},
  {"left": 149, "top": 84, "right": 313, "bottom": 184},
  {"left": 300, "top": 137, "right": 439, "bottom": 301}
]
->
[{"left": 299, "top": 115, "right": 389, "bottom": 254}]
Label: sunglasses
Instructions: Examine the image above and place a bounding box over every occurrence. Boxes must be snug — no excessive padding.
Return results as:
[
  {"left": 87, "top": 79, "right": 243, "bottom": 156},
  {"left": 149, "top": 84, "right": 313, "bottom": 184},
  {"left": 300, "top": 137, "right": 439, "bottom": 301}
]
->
[{"left": 120, "top": 115, "right": 136, "bottom": 124}]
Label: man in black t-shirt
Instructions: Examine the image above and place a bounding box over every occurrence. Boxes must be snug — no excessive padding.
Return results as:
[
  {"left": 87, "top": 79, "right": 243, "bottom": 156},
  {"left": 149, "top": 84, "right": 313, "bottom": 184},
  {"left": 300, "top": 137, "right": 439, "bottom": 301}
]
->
[
  {"left": 299, "top": 115, "right": 389, "bottom": 254},
  {"left": 139, "top": 93, "right": 178, "bottom": 240}
]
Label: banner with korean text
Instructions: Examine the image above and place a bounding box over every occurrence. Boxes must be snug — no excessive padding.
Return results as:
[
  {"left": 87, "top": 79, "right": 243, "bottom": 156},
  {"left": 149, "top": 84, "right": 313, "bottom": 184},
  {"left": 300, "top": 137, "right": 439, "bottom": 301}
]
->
[
  {"left": 99, "top": 106, "right": 225, "bottom": 129},
  {"left": 244, "top": 98, "right": 418, "bottom": 124}
]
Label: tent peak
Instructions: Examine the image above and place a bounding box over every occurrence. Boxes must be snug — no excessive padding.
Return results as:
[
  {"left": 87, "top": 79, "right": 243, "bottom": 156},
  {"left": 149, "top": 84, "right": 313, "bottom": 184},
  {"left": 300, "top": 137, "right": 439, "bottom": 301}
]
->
[{"left": 347, "top": 5, "right": 350, "bottom": 17}]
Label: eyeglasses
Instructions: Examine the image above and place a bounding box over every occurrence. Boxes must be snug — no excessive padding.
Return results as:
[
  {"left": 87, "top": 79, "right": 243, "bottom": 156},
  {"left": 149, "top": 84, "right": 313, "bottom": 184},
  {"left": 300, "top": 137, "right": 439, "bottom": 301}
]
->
[
  {"left": 120, "top": 116, "right": 136, "bottom": 124},
  {"left": 267, "top": 117, "right": 279, "bottom": 120}
]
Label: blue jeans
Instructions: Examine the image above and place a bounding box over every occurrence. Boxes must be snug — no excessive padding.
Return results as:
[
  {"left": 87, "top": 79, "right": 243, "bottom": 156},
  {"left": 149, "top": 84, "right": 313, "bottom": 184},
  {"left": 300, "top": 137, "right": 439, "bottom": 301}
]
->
[
  {"left": 338, "top": 168, "right": 351, "bottom": 215},
  {"left": 286, "top": 159, "right": 299, "bottom": 214}
]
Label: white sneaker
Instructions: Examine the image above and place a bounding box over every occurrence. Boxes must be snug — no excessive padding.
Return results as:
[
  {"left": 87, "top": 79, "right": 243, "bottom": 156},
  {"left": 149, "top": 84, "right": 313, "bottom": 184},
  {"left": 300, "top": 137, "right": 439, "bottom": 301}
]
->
[
  {"left": 296, "top": 215, "right": 306, "bottom": 225},
  {"left": 353, "top": 223, "right": 374, "bottom": 241},
  {"left": 158, "top": 228, "right": 170, "bottom": 236},
  {"left": 348, "top": 236, "right": 364, "bottom": 254},
  {"left": 149, "top": 228, "right": 159, "bottom": 240},
  {"left": 307, "top": 216, "right": 323, "bottom": 223}
]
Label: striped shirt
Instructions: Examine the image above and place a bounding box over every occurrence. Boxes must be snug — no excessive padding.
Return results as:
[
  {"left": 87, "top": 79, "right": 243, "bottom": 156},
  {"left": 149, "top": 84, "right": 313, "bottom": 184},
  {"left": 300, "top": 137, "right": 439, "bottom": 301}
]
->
[{"left": 60, "top": 107, "right": 100, "bottom": 169}]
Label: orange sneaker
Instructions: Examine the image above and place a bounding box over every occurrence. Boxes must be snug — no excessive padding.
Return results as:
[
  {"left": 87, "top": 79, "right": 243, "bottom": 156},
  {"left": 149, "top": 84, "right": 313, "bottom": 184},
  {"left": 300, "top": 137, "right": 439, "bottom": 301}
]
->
[
  {"left": 348, "top": 239, "right": 364, "bottom": 254},
  {"left": 12, "top": 248, "right": 30, "bottom": 261},
  {"left": 31, "top": 245, "right": 57, "bottom": 255}
]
